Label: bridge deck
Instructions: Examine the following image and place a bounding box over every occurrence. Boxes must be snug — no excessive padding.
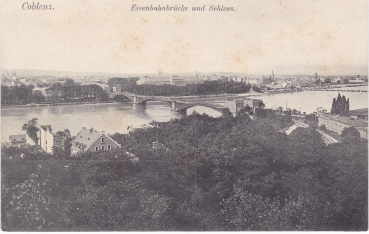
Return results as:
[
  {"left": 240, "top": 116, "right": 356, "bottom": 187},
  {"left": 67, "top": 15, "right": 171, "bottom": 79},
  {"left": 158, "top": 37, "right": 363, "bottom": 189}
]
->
[{"left": 109, "top": 91, "right": 228, "bottom": 112}]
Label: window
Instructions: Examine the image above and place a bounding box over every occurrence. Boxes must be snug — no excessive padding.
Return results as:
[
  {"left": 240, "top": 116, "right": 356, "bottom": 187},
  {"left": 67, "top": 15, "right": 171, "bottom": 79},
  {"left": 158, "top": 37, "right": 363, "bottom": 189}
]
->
[
  {"left": 101, "top": 146, "right": 105, "bottom": 151},
  {"left": 108, "top": 144, "right": 111, "bottom": 150},
  {"left": 95, "top": 146, "right": 99, "bottom": 152},
  {"left": 101, "top": 137, "right": 105, "bottom": 143}
]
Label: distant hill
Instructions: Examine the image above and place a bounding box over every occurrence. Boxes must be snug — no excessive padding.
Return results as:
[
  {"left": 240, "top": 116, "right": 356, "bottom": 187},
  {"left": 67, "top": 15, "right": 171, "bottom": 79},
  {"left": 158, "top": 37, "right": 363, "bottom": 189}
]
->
[
  {"left": 1, "top": 65, "right": 367, "bottom": 78},
  {"left": 1, "top": 68, "right": 136, "bottom": 78}
]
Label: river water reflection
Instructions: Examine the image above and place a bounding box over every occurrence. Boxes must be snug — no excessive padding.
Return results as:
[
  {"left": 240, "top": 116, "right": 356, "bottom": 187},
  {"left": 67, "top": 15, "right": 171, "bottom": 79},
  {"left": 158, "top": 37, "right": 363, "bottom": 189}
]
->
[
  {"left": 1, "top": 87, "right": 367, "bottom": 142},
  {"left": 1, "top": 103, "right": 181, "bottom": 142}
]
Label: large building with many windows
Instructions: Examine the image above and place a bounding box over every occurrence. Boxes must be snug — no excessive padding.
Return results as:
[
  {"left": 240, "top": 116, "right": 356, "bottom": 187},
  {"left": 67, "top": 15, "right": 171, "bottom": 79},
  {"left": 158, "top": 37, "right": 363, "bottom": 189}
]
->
[
  {"left": 71, "top": 127, "right": 121, "bottom": 155},
  {"left": 317, "top": 111, "right": 368, "bottom": 139}
]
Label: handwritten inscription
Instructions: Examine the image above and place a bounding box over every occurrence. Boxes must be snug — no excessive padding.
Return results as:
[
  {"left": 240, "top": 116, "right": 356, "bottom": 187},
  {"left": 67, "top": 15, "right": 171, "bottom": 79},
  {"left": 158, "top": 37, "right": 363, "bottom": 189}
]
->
[
  {"left": 22, "top": 2, "right": 54, "bottom": 10},
  {"left": 131, "top": 4, "right": 235, "bottom": 11}
]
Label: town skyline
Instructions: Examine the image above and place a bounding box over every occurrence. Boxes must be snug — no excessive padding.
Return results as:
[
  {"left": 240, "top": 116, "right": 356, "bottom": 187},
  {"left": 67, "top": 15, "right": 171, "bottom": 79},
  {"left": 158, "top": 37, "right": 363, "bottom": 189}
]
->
[{"left": 1, "top": 66, "right": 368, "bottom": 78}]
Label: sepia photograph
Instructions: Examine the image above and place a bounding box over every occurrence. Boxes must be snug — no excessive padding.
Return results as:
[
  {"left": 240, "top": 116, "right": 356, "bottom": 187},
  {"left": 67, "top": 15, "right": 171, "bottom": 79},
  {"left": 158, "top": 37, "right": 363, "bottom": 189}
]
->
[{"left": 1, "top": 0, "right": 368, "bottom": 231}]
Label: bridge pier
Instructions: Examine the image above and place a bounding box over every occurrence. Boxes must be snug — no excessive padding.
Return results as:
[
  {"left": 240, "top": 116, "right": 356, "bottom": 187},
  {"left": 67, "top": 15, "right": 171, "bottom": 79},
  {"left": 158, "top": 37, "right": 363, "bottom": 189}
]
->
[
  {"left": 138, "top": 102, "right": 147, "bottom": 108},
  {"left": 177, "top": 109, "right": 187, "bottom": 116},
  {"left": 132, "top": 103, "right": 146, "bottom": 110},
  {"left": 171, "top": 101, "right": 177, "bottom": 111},
  {"left": 133, "top": 95, "right": 138, "bottom": 104}
]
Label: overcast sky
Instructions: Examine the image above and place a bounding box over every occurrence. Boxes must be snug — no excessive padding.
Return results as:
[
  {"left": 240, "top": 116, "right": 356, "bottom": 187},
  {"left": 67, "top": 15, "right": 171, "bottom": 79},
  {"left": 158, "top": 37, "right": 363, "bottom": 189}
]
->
[{"left": 1, "top": 0, "right": 368, "bottom": 75}]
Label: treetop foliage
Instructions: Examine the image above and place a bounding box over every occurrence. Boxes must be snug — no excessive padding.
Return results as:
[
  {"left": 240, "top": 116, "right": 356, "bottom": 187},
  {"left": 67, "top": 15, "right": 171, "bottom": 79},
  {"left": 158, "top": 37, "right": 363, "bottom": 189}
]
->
[
  {"left": 331, "top": 93, "right": 349, "bottom": 116},
  {"left": 2, "top": 112, "right": 367, "bottom": 231}
]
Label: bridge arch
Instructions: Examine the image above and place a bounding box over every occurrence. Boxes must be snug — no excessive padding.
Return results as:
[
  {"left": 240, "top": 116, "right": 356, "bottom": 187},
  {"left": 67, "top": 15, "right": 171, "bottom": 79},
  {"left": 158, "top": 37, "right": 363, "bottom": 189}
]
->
[
  {"left": 138, "top": 98, "right": 172, "bottom": 109},
  {"left": 175, "top": 103, "right": 229, "bottom": 115},
  {"left": 110, "top": 92, "right": 173, "bottom": 108},
  {"left": 110, "top": 91, "right": 232, "bottom": 116},
  {"left": 109, "top": 92, "right": 135, "bottom": 102}
]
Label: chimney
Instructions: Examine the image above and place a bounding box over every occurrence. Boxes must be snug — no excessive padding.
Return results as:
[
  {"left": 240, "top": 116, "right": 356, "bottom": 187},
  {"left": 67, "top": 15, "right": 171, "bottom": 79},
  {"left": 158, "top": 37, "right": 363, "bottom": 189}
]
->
[
  {"left": 90, "top": 128, "right": 93, "bottom": 133},
  {"left": 83, "top": 127, "right": 86, "bottom": 129},
  {"left": 101, "top": 131, "right": 105, "bottom": 135}
]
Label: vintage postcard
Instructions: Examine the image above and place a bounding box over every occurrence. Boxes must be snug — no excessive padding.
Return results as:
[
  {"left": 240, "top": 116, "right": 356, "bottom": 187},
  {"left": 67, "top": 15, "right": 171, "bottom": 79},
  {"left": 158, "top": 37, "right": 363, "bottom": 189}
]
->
[{"left": 1, "top": 0, "right": 368, "bottom": 231}]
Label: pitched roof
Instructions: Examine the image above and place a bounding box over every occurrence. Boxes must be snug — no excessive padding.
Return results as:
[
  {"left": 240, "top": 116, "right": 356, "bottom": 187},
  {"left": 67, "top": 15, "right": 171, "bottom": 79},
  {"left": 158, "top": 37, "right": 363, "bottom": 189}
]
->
[
  {"left": 71, "top": 128, "right": 101, "bottom": 152},
  {"left": 40, "top": 125, "right": 52, "bottom": 132},
  {"left": 9, "top": 134, "right": 27, "bottom": 142},
  {"left": 71, "top": 128, "right": 122, "bottom": 153}
]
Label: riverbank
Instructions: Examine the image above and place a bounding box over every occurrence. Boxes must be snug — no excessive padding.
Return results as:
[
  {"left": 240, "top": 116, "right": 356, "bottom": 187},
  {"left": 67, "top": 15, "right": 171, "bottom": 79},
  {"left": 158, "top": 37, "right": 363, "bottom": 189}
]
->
[{"left": 0, "top": 100, "right": 127, "bottom": 109}]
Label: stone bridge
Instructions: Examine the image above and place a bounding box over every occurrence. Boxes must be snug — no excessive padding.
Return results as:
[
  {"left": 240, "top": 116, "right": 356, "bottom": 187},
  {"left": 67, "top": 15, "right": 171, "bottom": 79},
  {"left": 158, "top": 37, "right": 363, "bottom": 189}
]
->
[{"left": 109, "top": 91, "right": 231, "bottom": 115}]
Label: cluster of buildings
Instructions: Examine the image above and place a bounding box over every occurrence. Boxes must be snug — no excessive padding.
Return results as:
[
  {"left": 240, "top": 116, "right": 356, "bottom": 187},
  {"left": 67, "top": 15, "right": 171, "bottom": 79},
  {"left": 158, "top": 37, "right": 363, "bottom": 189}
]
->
[
  {"left": 2, "top": 76, "right": 48, "bottom": 87},
  {"left": 1, "top": 71, "right": 57, "bottom": 88},
  {"left": 1, "top": 71, "right": 109, "bottom": 90},
  {"left": 137, "top": 71, "right": 202, "bottom": 86},
  {"left": 135, "top": 70, "right": 368, "bottom": 94},
  {"left": 224, "top": 98, "right": 263, "bottom": 116},
  {"left": 4, "top": 125, "right": 64, "bottom": 152},
  {"left": 4, "top": 125, "right": 121, "bottom": 155},
  {"left": 316, "top": 108, "right": 368, "bottom": 139}
]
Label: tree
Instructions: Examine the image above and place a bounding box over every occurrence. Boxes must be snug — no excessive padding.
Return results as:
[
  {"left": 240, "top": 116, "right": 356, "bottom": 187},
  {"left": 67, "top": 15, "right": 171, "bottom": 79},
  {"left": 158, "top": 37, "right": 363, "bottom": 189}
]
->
[
  {"left": 22, "top": 118, "right": 39, "bottom": 144},
  {"left": 258, "top": 100, "right": 265, "bottom": 108},
  {"left": 345, "top": 98, "right": 349, "bottom": 116},
  {"left": 53, "top": 129, "right": 73, "bottom": 156},
  {"left": 324, "top": 78, "right": 331, "bottom": 84},
  {"left": 252, "top": 85, "right": 262, "bottom": 93},
  {"left": 63, "top": 78, "right": 75, "bottom": 86},
  {"left": 305, "top": 114, "right": 317, "bottom": 127},
  {"left": 32, "top": 90, "right": 45, "bottom": 103},
  {"left": 331, "top": 93, "right": 349, "bottom": 116},
  {"left": 341, "top": 127, "right": 361, "bottom": 142}
]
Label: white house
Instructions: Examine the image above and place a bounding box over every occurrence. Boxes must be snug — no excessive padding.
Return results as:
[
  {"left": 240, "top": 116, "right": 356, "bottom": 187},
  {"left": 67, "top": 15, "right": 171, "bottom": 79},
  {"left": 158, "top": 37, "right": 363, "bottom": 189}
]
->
[{"left": 38, "top": 125, "right": 54, "bottom": 153}]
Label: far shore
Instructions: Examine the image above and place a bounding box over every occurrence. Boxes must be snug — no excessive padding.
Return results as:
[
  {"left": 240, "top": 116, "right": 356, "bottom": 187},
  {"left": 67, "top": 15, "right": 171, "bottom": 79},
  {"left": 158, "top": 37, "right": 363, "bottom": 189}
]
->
[
  {"left": 2, "top": 84, "right": 367, "bottom": 109},
  {"left": 0, "top": 101, "right": 119, "bottom": 109}
]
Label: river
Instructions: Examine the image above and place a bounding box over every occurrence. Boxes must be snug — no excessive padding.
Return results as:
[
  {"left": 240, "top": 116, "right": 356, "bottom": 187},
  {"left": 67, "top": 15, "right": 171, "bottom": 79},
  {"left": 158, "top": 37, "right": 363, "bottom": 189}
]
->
[{"left": 1, "top": 86, "right": 367, "bottom": 142}]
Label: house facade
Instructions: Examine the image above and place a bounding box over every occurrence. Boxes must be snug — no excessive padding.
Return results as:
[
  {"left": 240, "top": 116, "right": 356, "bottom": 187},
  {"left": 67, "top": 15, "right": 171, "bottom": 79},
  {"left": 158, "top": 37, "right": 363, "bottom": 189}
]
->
[
  {"left": 318, "top": 114, "right": 368, "bottom": 139},
  {"left": 318, "top": 116, "right": 350, "bottom": 135},
  {"left": 9, "top": 134, "right": 27, "bottom": 147},
  {"left": 224, "top": 99, "right": 245, "bottom": 116},
  {"left": 53, "top": 135, "right": 65, "bottom": 151},
  {"left": 244, "top": 99, "right": 263, "bottom": 111},
  {"left": 38, "top": 125, "right": 54, "bottom": 153},
  {"left": 71, "top": 127, "right": 121, "bottom": 155}
]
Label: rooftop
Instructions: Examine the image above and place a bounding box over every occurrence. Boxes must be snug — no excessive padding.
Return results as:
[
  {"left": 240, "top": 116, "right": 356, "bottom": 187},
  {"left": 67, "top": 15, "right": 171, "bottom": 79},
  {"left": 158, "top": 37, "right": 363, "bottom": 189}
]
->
[
  {"left": 9, "top": 134, "right": 27, "bottom": 142},
  {"left": 323, "top": 114, "right": 368, "bottom": 128},
  {"left": 349, "top": 108, "right": 368, "bottom": 116},
  {"left": 40, "top": 125, "right": 52, "bottom": 132},
  {"left": 71, "top": 127, "right": 102, "bottom": 152}
]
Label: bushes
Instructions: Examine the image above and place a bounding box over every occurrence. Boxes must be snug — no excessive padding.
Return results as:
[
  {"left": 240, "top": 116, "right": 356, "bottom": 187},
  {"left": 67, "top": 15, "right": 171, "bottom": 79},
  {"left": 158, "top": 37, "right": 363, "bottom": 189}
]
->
[{"left": 2, "top": 113, "right": 367, "bottom": 231}]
